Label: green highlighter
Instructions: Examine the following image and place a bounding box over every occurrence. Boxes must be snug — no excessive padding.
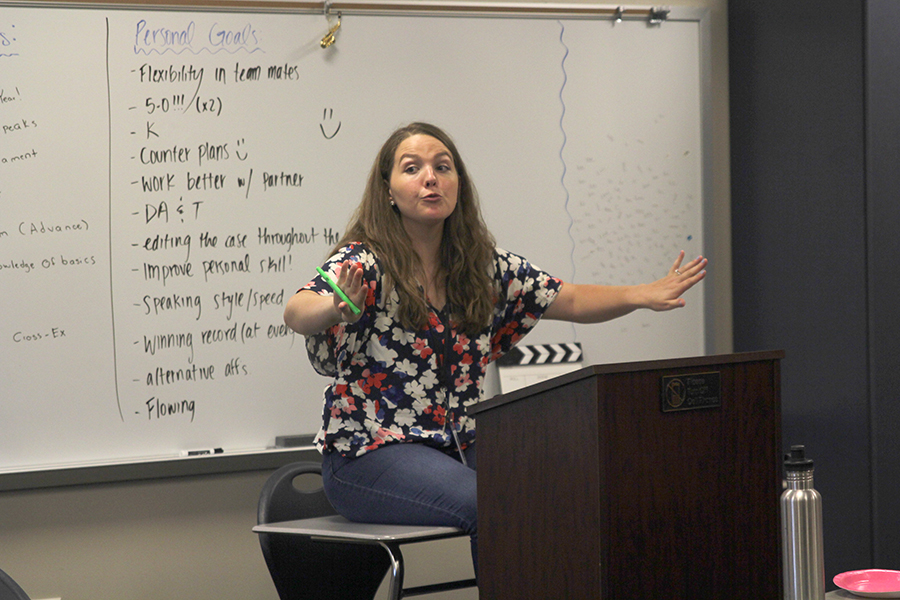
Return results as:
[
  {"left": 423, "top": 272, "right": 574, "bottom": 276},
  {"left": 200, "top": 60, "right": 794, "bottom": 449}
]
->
[{"left": 316, "top": 267, "right": 362, "bottom": 315}]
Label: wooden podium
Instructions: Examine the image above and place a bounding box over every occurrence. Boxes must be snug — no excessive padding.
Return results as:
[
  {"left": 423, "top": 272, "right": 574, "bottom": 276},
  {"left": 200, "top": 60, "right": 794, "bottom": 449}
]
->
[{"left": 468, "top": 351, "right": 784, "bottom": 599}]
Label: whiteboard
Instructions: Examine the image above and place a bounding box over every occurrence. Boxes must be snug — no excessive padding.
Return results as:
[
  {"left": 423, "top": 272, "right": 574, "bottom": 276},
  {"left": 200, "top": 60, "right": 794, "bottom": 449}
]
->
[{"left": 0, "top": 3, "right": 710, "bottom": 471}]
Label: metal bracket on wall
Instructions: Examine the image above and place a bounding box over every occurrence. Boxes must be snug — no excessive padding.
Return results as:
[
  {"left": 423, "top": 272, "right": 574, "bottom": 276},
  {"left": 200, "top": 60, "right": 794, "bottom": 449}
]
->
[{"left": 650, "top": 7, "right": 671, "bottom": 24}]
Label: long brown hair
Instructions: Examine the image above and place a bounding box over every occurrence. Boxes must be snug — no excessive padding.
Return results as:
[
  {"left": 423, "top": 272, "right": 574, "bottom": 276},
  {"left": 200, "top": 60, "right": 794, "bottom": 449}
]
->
[{"left": 333, "top": 122, "right": 496, "bottom": 334}]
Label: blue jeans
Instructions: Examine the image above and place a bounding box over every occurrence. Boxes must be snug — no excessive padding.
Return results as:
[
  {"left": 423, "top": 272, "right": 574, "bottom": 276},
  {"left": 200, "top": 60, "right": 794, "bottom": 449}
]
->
[{"left": 322, "top": 442, "right": 478, "bottom": 573}]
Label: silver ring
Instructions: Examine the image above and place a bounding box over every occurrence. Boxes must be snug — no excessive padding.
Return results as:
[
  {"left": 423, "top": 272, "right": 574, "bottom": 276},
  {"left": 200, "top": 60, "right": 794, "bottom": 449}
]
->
[{"left": 675, "top": 269, "right": 682, "bottom": 275}]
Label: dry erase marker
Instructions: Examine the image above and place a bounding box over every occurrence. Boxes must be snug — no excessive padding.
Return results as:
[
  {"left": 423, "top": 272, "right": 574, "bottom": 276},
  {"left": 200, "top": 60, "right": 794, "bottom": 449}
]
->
[
  {"left": 316, "top": 267, "right": 361, "bottom": 315},
  {"left": 180, "top": 448, "right": 224, "bottom": 457}
]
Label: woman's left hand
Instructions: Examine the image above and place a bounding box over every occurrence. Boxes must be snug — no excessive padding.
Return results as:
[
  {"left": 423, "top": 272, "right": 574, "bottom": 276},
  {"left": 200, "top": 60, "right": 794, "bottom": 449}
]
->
[{"left": 644, "top": 250, "right": 707, "bottom": 311}]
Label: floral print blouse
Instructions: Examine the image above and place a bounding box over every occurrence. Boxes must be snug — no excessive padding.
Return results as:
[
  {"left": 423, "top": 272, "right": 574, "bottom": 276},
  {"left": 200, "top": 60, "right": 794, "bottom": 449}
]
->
[{"left": 303, "top": 242, "right": 562, "bottom": 458}]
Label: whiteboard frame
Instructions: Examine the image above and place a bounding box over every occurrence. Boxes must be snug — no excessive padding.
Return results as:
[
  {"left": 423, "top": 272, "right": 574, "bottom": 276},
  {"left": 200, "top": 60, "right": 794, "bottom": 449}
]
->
[
  {"left": 0, "top": 446, "right": 318, "bottom": 491},
  {"left": 4, "top": 0, "right": 680, "bottom": 18},
  {"left": 0, "top": 0, "right": 714, "bottom": 488}
]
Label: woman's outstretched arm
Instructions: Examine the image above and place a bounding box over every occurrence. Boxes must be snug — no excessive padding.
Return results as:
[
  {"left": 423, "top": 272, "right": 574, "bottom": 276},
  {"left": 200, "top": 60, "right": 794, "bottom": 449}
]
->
[{"left": 544, "top": 251, "right": 707, "bottom": 324}]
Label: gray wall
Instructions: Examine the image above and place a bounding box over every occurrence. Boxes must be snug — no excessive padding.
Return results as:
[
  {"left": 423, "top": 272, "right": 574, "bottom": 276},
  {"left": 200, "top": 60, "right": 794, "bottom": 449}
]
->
[
  {"left": 0, "top": 467, "right": 476, "bottom": 600},
  {"left": 865, "top": 0, "right": 900, "bottom": 568},
  {"left": 730, "top": 0, "right": 900, "bottom": 583},
  {"left": 0, "top": 471, "right": 281, "bottom": 600}
]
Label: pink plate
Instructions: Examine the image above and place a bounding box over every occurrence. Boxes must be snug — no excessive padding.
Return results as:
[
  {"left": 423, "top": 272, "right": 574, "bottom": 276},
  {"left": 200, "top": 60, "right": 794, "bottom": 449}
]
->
[{"left": 834, "top": 570, "right": 900, "bottom": 598}]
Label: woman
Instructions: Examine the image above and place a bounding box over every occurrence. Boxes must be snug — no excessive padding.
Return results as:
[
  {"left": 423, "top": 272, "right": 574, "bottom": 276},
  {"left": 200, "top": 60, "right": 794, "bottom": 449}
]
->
[{"left": 283, "top": 122, "right": 707, "bottom": 571}]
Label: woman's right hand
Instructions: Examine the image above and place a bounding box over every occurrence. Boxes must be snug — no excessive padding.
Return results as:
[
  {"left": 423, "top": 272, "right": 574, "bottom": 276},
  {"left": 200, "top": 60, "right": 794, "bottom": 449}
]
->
[
  {"left": 283, "top": 260, "right": 368, "bottom": 335},
  {"left": 332, "top": 260, "right": 367, "bottom": 324}
]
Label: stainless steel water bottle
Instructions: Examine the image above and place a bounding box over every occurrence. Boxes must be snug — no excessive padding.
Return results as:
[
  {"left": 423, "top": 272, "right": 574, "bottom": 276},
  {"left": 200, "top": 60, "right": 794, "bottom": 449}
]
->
[{"left": 781, "top": 445, "right": 825, "bottom": 600}]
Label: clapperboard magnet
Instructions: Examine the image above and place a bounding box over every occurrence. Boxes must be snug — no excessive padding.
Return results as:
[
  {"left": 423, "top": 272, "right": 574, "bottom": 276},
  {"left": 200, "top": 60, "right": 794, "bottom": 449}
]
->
[{"left": 496, "top": 343, "right": 583, "bottom": 394}]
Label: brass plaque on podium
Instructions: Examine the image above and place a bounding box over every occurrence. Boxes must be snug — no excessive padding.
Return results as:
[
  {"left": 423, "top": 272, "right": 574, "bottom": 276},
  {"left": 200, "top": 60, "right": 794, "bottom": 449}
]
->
[{"left": 661, "top": 371, "right": 721, "bottom": 412}]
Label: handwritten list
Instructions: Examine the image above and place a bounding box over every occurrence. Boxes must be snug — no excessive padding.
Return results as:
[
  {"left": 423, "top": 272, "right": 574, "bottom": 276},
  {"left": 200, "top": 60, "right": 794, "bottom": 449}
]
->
[{"left": 1, "top": 10, "right": 352, "bottom": 468}]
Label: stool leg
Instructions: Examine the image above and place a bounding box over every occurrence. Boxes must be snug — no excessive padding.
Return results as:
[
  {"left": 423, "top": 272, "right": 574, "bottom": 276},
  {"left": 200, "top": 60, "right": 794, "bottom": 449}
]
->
[{"left": 379, "top": 542, "right": 405, "bottom": 600}]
